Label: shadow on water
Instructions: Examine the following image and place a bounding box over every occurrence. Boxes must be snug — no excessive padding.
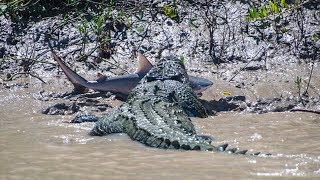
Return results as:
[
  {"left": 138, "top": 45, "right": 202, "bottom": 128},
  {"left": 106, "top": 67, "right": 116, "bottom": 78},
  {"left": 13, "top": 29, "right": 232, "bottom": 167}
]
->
[{"left": 200, "top": 96, "right": 246, "bottom": 115}]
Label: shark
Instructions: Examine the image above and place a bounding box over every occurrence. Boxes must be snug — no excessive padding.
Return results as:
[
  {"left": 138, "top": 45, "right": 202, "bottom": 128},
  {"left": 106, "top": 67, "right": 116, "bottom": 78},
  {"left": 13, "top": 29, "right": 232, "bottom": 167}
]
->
[{"left": 51, "top": 51, "right": 213, "bottom": 98}]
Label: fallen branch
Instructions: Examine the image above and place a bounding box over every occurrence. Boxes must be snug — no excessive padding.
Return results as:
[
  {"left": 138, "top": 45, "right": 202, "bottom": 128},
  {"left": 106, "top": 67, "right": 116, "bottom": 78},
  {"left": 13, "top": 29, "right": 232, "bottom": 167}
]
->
[
  {"left": 290, "top": 109, "right": 320, "bottom": 114},
  {"left": 3, "top": 72, "right": 46, "bottom": 84}
]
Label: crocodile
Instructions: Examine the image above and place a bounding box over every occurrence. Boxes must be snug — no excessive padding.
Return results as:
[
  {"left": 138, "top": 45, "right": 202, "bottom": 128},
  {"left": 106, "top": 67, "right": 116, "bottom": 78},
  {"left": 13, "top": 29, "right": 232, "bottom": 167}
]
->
[
  {"left": 72, "top": 55, "right": 263, "bottom": 154},
  {"left": 51, "top": 51, "right": 213, "bottom": 98}
]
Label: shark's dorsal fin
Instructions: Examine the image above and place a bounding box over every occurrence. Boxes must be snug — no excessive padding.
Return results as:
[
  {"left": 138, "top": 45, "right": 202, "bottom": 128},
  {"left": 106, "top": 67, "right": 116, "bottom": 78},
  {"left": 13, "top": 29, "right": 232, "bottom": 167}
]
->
[{"left": 135, "top": 53, "right": 153, "bottom": 74}]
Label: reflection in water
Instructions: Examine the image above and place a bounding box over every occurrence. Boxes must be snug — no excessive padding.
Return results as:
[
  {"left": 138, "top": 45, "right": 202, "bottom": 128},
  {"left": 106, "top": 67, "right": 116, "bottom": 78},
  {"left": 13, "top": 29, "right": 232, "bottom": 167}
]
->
[{"left": 0, "top": 88, "right": 319, "bottom": 179}]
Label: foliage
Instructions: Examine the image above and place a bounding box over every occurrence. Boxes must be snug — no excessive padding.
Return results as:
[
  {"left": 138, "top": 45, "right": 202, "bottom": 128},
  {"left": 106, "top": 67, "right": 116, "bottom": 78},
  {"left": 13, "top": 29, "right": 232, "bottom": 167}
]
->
[
  {"left": 0, "top": 0, "right": 66, "bottom": 19},
  {"left": 179, "top": 56, "right": 185, "bottom": 64},
  {"left": 245, "top": 0, "right": 293, "bottom": 30},
  {"left": 75, "top": 7, "right": 130, "bottom": 61},
  {"left": 245, "top": 0, "right": 290, "bottom": 21},
  {"left": 313, "top": 33, "right": 319, "bottom": 43},
  {"left": 0, "top": 0, "right": 121, "bottom": 21},
  {"left": 163, "top": 2, "right": 179, "bottom": 21},
  {"left": 294, "top": 76, "right": 302, "bottom": 92}
]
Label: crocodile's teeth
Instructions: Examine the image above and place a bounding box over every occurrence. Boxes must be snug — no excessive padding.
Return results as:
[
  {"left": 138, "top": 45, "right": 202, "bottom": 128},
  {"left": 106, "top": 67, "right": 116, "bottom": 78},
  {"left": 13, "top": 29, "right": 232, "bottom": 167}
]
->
[
  {"left": 226, "top": 148, "right": 238, "bottom": 154},
  {"left": 217, "top": 144, "right": 228, "bottom": 152},
  {"left": 235, "top": 150, "right": 248, "bottom": 155}
]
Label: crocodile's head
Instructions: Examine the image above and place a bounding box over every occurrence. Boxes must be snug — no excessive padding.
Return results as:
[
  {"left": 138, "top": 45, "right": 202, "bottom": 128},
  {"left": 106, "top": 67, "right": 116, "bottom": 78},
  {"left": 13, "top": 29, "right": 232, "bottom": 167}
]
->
[{"left": 145, "top": 56, "right": 188, "bottom": 83}]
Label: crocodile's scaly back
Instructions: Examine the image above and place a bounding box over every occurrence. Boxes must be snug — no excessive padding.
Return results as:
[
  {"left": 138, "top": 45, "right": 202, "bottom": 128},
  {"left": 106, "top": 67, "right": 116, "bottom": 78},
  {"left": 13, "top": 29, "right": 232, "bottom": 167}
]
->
[
  {"left": 88, "top": 56, "right": 213, "bottom": 150},
  {"left": 73, "top": 56, "right": 265, "bottom": 154}
]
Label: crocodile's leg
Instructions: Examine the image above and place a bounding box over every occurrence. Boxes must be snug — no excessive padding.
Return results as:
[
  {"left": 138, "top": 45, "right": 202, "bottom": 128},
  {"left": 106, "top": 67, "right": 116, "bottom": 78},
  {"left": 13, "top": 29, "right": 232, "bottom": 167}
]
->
[
  {"left": 71, "top": 114, "right": 99, "bottom": 123},
  {"left": 166, "top": 80, "right": 208, "bottom": 118},
  {"left": 89, "top": 108, "right": 126, "bottom": 136}
]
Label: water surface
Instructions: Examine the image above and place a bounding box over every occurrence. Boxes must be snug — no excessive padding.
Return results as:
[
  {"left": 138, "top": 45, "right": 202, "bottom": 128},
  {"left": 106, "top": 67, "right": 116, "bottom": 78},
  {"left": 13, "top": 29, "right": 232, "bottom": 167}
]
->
[{"left": 0, "top": 86, "right": 319, "bottom": 179}]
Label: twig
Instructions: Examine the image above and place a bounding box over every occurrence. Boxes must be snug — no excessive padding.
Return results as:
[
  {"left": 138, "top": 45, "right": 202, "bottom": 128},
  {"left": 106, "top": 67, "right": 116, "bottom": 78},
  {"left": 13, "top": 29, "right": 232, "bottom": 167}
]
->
[
  {"left": 3, "top": 72, "right": 46, "bottom": 84},
  {"left": 9, "top": 56, "right": 56, "bottom": 66},
  {"left": 304, "top": 45, "right": 317, "bottom": 96},
  {"left": 89, "top": 55, "right": 130, "bottom": 74},
  {"left": 228, "top": 60, "right": 252, "bottom": 82},
  {"left": 229, "top": 49, "right": 264, "bottom": 82},
  {"left": 290, "top": 109, "right": 320, "bottom": 114}
]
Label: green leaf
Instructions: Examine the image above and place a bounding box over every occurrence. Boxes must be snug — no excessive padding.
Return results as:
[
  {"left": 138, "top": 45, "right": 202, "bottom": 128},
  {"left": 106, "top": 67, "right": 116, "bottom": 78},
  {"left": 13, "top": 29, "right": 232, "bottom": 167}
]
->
[
  {"left": 125, "top": 17, "right": 131, "bottom": 28},
  {"left": 295, "top": 76, "right": 302, "bottom": 88},
  {"left": 260, "top": 21, "right": 270, "bottom": 29},
  {"left": 104, "top": 37, "right": 110, "bottom": 44},
  {"left": 163, "top": 3, "right": 179, "bottom": 20},
  {"left": 67, "top": 0, "right": 76, "bottom": 5},
  {"left": 188, "top": 18, "right": 198, "bottom": 28},
  {"left": 136, "top": 11, "right": 144, "bottom": 20},
  {"left": 259, "top": 6, "right": 268, "bottom": 18},
  {"left": 179, "top": 56, "right": 185, "bottom": 63},
  {"left": 97, "top": 14, "right": 104, "bottom": 30},
  {"left": 248, "top": 7, "right": 259, "bottom": 19},
  {"left": 137, "top": 26, "right": 144, "bottom": 32},
  {"left": 280, "top": 27, "right": 288, "bottom": 33},
  {"left": 245, "top": 16, "right": 252, "bottom": 21},
  {"left": 164, "top": 4, "right": 170, "bottom": 16},
  {"left": 280, "top": 0, "right": 289, "bottom": 9},
  {"left": 313, "top": 33, "right": 319, "bottom": 43},
  {"left": 169, "top": 13, "right": 178, "bottom": 19},
  {"left": 269, "top": 1, "right": 279, "bottom": 14}
]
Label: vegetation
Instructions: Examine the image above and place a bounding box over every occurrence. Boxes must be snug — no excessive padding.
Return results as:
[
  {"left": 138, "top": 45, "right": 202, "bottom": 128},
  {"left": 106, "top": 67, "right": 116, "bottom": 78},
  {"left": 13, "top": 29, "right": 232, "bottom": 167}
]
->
[{"left": 163, "top": 2, "right": 179, "bottom": 21}]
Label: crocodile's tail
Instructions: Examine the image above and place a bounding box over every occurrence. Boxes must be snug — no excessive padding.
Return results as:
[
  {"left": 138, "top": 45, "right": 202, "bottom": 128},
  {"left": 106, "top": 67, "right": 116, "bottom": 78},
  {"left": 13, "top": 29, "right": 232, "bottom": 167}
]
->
[
  {"left": 125, "top": 119, "right": 268, "bottom": 155},
  {"left": 125, "top": 123, "right": 216, "bottom": 150},
  {"left": 125, "top": 123, "right": 266, "bottom": 155},
  {"left": 213, "top": 143, "right": 270, "bottom": 156}
]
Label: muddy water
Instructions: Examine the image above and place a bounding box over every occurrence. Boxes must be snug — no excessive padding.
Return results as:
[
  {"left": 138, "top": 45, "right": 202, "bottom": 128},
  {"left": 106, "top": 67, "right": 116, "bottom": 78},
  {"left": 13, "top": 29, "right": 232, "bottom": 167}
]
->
[{"left": 0, "top": 86, "right": 319, "bottom": 179}]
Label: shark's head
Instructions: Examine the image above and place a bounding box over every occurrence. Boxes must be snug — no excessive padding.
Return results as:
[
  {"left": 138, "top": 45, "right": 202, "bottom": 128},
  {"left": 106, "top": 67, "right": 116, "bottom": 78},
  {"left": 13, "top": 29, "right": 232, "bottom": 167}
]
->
[{"left": 188, "top": 75, "right": 213, "bottom": 95}]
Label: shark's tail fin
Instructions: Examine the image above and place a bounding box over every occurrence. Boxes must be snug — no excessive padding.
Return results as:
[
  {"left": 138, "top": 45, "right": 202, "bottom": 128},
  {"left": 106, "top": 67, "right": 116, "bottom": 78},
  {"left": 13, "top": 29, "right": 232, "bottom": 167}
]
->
[{"left": 51, "top": 50, "right": 89, "bottom": 93}]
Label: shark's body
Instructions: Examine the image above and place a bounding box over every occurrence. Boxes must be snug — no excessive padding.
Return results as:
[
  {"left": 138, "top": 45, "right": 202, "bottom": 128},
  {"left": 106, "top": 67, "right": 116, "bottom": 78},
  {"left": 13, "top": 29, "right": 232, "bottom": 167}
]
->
[{"left": 52, "top": 51, "right": 213, "bottom": 97}]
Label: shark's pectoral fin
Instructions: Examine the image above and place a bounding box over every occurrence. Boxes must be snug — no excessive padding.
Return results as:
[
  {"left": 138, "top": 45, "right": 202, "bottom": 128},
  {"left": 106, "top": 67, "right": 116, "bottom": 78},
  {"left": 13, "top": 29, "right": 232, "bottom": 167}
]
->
[{"left": 96, "top": 73, "right": 108, "bottom": 82}]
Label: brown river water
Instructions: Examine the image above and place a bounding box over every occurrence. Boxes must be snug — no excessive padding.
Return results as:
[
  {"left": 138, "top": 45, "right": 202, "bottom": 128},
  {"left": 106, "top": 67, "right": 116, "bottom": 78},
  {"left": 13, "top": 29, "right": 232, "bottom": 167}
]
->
[{"left": 0, "top": 82, "right": 320, "bottom": 180}]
